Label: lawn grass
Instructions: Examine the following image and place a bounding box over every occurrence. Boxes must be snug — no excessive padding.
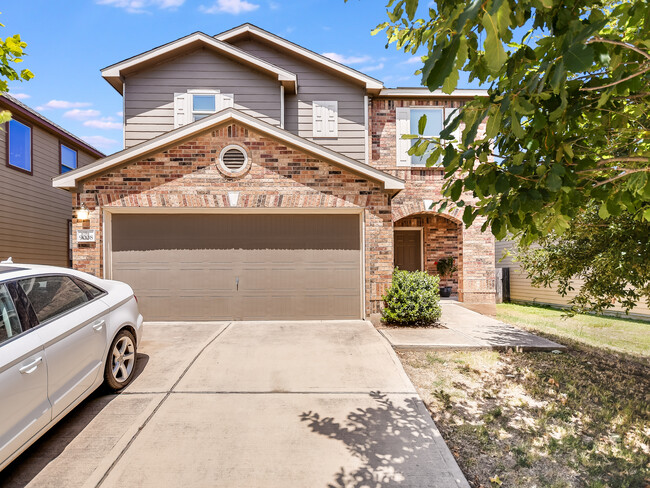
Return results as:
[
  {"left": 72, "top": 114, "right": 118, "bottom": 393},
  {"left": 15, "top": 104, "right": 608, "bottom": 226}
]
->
[
  {"left": 496, "top": 303, "right": 650, "bottom": 359},
  {"left": 399, "top": 345, "right": 650, "bottom": 487}
]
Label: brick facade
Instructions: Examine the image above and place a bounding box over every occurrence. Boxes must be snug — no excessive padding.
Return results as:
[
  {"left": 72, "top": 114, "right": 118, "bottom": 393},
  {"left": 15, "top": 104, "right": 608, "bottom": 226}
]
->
[
  {"left": 71, "top": 123, "right": 393, "bottom": 314},
  {"left": 371, "top": 97, "right": 495, "bottom": 304}
]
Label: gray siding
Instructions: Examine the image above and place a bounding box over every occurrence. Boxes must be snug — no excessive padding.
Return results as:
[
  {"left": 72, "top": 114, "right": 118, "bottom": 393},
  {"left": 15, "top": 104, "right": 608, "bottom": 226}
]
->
[
  {"left": 0, "top": 124, "right": 98, "bottom": 267},
  {"left": 232, "top": 39, "right": 367, "bottom": 162},
  {"left": 124, "top": 48, "right": 282, "bottom": 147}
]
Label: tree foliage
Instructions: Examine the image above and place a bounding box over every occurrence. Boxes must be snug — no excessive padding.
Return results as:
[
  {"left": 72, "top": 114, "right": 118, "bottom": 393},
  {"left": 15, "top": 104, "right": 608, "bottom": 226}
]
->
[
  {"left": 0, "top": 14, "right": 33, "bottom": 123},
  {"left": 516, "top": 206, "right": 650, "bottom": 313},
  {"left": 375, "top": 0, "right": 650, "bottom": 243}
]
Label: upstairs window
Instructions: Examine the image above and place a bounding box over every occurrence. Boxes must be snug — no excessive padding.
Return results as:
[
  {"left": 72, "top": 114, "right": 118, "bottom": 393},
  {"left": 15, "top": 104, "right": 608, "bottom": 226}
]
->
[
  {"left": 174, "top": 90, "right": 234, "bottom": 128},
  {"left": 60, "top": 144, "right": 77, "bottom": 173},
  {"left": 312, "top": 101, "right": 338, "bottom": 138},
  {"left": 395, "top": 107, "right": 451, "bottom": 167},
  {"left": 7, "top": 119, "right": 32, "bottom": 173}
]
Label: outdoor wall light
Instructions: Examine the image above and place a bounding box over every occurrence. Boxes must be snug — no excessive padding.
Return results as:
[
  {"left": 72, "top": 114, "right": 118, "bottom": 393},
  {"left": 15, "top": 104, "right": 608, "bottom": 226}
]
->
[{"left": 76, "top": 204, "right": 90, "bottom": 221}]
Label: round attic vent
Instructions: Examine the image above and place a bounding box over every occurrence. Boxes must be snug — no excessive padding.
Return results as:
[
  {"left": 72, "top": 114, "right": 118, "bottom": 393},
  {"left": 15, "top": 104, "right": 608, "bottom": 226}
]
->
[{"left": 218, "top": 145, "right": 249, "bottom": 176}]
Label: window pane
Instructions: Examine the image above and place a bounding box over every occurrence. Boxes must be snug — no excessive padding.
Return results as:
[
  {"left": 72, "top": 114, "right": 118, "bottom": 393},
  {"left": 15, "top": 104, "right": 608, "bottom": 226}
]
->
[
  {"left": 75, "top": 279, "right": 104, "bottom": 299},
  {"left": 20, "top": 276, "right": 89, "bottom": 323},
  {"left": 8, "top": 119, "right": 31, "bottom": 171},
  {"left": 0, "top": 284, "right": 22, "bottom": 345},
  {"left": 193, "top": 114, "right": 211, "bottom": 121},
  {"left": 61, "top": 145, "right": 77, "bottom": 172},
  {"left": 410, "top": 109, "right": 443, "bottom": 166},
  {"left": 192, "top": 95, "right": 215, "bottom": 112}
]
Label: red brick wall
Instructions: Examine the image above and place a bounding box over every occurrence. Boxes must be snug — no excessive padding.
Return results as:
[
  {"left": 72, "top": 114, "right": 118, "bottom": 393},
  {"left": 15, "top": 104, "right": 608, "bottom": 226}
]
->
[
  {"left": 371, "top": 97, "right": 496, "bottom": 304},
  {"left": 71, "top": 123, "right": 393, "bottom": 315}
]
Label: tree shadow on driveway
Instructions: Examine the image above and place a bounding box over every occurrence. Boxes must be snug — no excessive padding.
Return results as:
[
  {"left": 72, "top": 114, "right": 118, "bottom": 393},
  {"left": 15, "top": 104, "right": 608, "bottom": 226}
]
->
[{"left": 300, "top": 391, "right": 455, "bottom": 488}]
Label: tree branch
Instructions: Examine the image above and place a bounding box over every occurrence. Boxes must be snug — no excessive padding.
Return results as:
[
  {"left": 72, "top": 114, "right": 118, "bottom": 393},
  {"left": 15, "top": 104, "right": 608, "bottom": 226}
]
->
[
  {"left": 580, "top": 63, "right": 650, "bottom": 91},
  {"left": 585, "top": 37, "right": 650, "bottom": 61}
]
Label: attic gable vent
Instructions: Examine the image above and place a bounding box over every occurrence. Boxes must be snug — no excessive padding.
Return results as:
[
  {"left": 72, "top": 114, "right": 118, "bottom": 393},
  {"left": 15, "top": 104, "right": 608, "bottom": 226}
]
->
[{"left": 218, "top": 145, "right": 249, "bottom": 176}]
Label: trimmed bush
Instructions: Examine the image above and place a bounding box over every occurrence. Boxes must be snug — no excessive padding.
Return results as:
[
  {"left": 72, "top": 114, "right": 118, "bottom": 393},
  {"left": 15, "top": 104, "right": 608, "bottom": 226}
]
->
[{"left": 382, "top": 268, "right": 442, "bottom": 325}]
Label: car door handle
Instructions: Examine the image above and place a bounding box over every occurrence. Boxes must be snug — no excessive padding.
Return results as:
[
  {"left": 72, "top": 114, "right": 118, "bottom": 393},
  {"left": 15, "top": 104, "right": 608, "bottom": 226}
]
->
[
  {"left": 92, "top": 320, "right": 105, "bottom": 331},
  {"left": 19, "top": 356, "right": 43, "bottom": 375}
]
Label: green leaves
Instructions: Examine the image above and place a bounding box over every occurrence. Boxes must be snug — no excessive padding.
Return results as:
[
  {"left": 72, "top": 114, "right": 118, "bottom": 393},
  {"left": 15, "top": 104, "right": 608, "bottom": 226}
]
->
[
  {"left": 482, "top": 11, "right": 508, "bottom": 74},
  {"left": 564, "top": 43, "right": 595, "bottom": 72},
  {"left": 0, "top": 19, "right": 33, "bottom": 98}
]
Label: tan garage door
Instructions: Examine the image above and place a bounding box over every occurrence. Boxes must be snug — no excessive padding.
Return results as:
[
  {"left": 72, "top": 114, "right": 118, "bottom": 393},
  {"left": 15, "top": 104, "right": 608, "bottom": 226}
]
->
[{"left": 111, "top": 213, "right": 362, "bottom": 321}]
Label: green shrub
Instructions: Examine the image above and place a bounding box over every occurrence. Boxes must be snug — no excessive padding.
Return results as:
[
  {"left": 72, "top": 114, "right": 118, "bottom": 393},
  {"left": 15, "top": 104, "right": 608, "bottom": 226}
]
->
[{"left": 382, "top": 268, "right": 442, "bottom": 325}]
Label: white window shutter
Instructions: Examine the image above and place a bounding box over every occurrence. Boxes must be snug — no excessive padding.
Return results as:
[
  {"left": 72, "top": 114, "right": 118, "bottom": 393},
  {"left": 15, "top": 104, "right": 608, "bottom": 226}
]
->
[
  {"left": 325, "top": 101, "right": 338, "bottom": 137},
  {"left": 312, "top": 101, "right": 326, "bottom": 137},
  {"left": 174, "top": 93, "right": 191, "bottom": 128},
  {"left": 395, "top": 107, "right": 411, "bottom": 166},
  {"left": 220, "top": 93, "right": 234, "bottom": 110}
]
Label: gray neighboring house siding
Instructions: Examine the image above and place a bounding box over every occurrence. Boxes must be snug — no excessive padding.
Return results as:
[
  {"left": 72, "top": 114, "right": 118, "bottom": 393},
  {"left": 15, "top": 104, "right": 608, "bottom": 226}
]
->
[
  {"left": 230, "top": 39, "right": 367, "bottom": 162},
  {"left": 0, "top": 96, "right": 102, "bottom": 267},
  {"left": 124, "top": 48, "right": 282, "bottom": 147}
]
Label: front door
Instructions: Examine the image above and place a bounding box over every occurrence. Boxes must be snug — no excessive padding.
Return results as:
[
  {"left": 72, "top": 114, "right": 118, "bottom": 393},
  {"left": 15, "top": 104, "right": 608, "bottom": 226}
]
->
[{"left": 394, "top": 229, "right": 422, "bottom": 272}]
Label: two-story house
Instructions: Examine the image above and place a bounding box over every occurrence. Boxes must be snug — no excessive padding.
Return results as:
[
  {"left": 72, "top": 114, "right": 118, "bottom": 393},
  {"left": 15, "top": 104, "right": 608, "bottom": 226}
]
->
[
  {"left": 1, "top": 94, "right": 103, "bottom": 267},
  {"left": 53, "top": 24, "right": 495, "bottom": 321}
]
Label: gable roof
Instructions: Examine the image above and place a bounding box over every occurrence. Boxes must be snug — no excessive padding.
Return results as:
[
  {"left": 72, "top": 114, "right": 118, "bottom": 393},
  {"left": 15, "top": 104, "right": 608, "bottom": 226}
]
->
[
  {"left": 215, "top": 24, "right": 384, "bottom": 93},
  {"left": 378, "top": 88, "right": 489, "bottom": 98},
  {"left": 101, "top": 32, "right": 298, "bottom": 94},
  {"left": 53, "top": 108, "right": 404, "bottom": 192},
  {"left": 0, "top": 94, "right": 105, "bottom": 158}
]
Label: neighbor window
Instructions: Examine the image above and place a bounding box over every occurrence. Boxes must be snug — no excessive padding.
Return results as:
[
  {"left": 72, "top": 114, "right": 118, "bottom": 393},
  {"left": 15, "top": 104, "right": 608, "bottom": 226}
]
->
[
  {"left": 312, "top": 101, "right": 338, "bottom": 138},
  {"left": 60, "top": 144, "right": 77, "bottom": 173},
  {"left": 7, "top": 119, "right": 32, "bottom": 173},
  {"left": 173, "top": 90, "right": 234, "bottom": 128},
  {"left": 395, "top": 107, "right": 447, "bottom": 167}
]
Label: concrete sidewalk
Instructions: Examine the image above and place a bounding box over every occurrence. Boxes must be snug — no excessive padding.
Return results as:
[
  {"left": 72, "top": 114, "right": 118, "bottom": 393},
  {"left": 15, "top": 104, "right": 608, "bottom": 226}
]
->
[
  {"left": 379, "top": 302, "right": 566, "bottom": 351},
  {"left": 1, "top": 321, "right": 470, "bottom": 488}
]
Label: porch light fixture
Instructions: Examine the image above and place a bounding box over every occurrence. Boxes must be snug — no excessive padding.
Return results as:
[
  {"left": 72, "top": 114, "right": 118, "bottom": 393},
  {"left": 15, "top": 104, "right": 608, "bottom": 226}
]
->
[
  {"left": 423, "top": 199, "right": 434, "bottom": 211},
  {"left": 76, "top": 204, "right": 90, "bottom": 221}
]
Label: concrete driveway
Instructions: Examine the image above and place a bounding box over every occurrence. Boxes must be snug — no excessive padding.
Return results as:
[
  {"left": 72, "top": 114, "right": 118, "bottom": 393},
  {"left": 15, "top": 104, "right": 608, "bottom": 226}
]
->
[{"left": 0, "top": 321, "right": 469, "bottom": 488}]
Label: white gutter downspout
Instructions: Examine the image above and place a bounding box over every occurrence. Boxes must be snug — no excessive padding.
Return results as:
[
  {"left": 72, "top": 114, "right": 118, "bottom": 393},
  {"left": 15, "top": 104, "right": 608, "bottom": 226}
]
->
[
  {"left": 280, "top": 85, "right": 285, "bottom": 129},
  {"left": 364, "top": 95, "right": 369, "bottom": 164}
]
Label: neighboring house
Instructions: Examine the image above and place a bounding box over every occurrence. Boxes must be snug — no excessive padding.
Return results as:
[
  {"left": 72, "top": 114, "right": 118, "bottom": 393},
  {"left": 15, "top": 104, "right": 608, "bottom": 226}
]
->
[
  {"left": 496, "top": 239, "right": 650, "bottom": 320},
  {"left": 53, "top": 24, "right": 495, "bottom": 321},
  {"left": 0, "top": 94, "right": 104, "bottom": 267}
]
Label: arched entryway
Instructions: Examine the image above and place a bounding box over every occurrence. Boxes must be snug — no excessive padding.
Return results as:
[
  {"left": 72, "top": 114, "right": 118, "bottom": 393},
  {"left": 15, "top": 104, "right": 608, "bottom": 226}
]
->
[{"left": 393, "top": 212, "right": 463, "bottom": 298}]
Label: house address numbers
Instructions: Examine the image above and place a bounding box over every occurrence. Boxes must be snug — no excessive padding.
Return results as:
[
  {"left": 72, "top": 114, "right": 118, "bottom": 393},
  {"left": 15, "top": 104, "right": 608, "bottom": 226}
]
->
[{"left": 76, "top": 229, "right": 96, "bottom": 243}]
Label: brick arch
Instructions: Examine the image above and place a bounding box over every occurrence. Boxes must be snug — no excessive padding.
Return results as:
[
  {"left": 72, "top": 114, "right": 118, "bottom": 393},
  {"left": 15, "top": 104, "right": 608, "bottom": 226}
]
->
[{"left": 392, "top": 200, "right": 463, "bottom": 225}]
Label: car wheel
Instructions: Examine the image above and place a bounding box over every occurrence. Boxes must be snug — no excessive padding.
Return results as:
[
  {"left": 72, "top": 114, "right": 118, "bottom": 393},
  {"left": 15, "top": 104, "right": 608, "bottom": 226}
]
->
[{"left": 104, "top": 329, "right": 137, "bottom": 391}]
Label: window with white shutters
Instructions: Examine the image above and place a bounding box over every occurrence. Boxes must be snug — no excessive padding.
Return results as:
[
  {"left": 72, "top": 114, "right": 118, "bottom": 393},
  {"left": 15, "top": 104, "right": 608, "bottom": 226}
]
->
[
  {"left": 312, "top": 101, "right": 338, "bottom": 138},
  {"left": 173, "top": 91, "right": 235, "bottom": 128},
  {"left": 395, "top": 107, "right": 448, "bottom": 166}
]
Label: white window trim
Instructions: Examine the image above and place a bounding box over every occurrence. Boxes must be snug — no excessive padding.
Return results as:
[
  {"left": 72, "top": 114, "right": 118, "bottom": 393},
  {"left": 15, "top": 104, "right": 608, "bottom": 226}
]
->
[
  {"left": 395, "top": 106, "right": 460, "bottom": 167},
  {"left": 174, "top": 90, "right": 235, "bottom": 128}
]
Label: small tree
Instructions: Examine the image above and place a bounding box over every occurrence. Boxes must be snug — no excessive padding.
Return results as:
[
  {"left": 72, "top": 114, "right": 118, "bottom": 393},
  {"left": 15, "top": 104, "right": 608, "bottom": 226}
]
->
[
  {"left": 436, "top": 257, "right": 458, "bottom": 280},
  {"left": 382, "top": 268, "right": 442, "bottom": 325},
  {"left": 0, "top": 16, "right": 34, "bottom": 123}
]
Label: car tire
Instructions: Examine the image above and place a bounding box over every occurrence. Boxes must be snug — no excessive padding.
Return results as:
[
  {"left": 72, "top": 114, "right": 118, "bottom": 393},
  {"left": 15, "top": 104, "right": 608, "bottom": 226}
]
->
[{"left": 104, "top": 329, "right": 137, "bottom": 391}]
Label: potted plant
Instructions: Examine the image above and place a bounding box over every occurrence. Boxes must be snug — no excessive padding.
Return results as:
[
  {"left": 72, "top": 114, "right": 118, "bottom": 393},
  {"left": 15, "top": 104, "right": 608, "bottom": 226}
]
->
[{"left": 435, "top": 256, "right": 457, "bottom": 297}]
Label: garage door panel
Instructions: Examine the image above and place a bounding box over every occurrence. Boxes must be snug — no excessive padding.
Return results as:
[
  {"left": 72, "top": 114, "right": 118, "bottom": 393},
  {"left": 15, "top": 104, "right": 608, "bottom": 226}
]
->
[{"left": 111, "top": 214, "right": 362, "bottom": 321}]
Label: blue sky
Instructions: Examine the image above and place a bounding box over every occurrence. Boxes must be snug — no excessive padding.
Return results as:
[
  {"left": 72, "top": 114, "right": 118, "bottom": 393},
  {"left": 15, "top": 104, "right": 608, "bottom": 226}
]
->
[{"left": 2, "top": 0, "right": 480, "bottom": 155}]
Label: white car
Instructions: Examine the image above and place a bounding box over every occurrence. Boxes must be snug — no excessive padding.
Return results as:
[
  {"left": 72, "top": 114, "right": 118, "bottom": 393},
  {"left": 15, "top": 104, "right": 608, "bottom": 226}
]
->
[{"left": 0, "top": 263, "right": 143, "bottom": 472}]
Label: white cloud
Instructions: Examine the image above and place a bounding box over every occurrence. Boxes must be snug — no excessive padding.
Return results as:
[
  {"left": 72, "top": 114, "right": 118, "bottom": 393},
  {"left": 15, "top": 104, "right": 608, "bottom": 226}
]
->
[
  {"left": 404, "top": 57, "right": 423, "bottom": 65},
  {"left": 64, "top": 109, "right": 101, "bottom": 120},
  {"left": 321, "top": 52, "right": 371, "bottom": 65},
  {"left": 199, "top": 0, "right": 259, "bottom": 14},
  {"left": 81, "top": 135, "right": 120, "bottom": 151},
  {"left": 360, "top": 62, "right": 384, "bottom": 72},
  {"left": 36, "top": 99, "right": 92, "bottom": 110},
  {"left": 84, "top": 117, "right": 122, "bottom": 130},
  {"left": 96, "top": 0, "right": 185, "bottom": 13},
  {"left": 11, "top": 93, "right": 30, "bottom": 100},
  {"left": 268, "top": 1, "right": 279, "bottom": 9},
  {"left": 116, "top": 111, "right": 124, "bottom": 117}
]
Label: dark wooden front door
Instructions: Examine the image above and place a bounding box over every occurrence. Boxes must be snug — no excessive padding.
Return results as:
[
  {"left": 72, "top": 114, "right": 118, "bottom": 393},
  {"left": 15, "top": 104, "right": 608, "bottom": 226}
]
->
[{"left": 394, "top": 230, "right": 421, "bottom": 272}]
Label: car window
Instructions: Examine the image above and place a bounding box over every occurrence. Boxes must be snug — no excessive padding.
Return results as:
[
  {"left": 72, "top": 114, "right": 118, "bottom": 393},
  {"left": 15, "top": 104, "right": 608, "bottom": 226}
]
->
[
  {"left": 19, "top": 275, "right": 89, "bottom": 323},
  {"left": 0, "top": 283, "right": 23, "bottom": 345},
  {"left": 74, "top": 279, "right": 105, "bottom": 299}
]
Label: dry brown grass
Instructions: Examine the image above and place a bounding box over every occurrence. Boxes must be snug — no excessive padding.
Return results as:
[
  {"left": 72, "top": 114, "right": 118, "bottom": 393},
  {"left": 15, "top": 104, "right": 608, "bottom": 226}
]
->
[{"left": 399, "top": 343, "right": 649, "bottom": 487}]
